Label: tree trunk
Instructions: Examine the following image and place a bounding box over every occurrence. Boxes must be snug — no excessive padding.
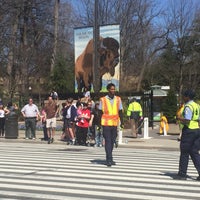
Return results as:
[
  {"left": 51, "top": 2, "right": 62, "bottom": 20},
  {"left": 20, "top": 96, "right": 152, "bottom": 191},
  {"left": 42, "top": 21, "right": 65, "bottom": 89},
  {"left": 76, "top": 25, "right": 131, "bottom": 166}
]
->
[{"left": 50, "top": 0, "right": 60, "bottom": 72}]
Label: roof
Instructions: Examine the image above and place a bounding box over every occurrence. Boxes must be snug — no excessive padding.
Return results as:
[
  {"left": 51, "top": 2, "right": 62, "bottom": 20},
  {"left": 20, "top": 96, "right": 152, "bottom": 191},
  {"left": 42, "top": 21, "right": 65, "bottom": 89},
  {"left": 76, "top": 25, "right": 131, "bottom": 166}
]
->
[{"left": 153, "top": 89, "right": 167, "bottom": 97}]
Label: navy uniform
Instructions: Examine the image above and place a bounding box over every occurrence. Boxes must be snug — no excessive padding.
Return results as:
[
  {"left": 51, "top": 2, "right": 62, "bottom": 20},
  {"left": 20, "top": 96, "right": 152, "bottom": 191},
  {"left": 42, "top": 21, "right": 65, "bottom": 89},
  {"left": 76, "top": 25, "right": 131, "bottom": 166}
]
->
[{"left": 175, "top": 90, "right": 200, "bottom": 180}]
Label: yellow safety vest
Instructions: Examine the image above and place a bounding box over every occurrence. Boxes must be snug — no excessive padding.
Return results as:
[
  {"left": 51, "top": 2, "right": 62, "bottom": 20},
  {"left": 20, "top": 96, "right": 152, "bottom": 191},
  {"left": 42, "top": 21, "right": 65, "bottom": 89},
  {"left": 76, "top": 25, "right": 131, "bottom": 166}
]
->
[
  {"left": 184, "top": 102, "right": 200, "bottom": 129},
  {"left": 101, "top": 96, "right": 120, "bottom": 126}
]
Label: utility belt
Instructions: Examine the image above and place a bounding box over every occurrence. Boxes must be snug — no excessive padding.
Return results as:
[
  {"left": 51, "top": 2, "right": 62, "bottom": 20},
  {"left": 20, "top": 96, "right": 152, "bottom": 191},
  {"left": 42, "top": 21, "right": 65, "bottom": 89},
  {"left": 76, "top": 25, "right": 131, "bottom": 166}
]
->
[
  {"left": 183, "top": 125, "right": 199, "bottom": 131},
  {"left": 26, "top": 117, "right": 36, "bottom": 119}
]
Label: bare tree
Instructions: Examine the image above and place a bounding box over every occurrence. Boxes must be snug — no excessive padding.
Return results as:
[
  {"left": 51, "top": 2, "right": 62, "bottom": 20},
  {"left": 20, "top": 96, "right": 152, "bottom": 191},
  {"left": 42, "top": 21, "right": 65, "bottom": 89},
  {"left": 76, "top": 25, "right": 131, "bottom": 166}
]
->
[{"left": 112, "top": 0, "right": 168, "bottom": 91}]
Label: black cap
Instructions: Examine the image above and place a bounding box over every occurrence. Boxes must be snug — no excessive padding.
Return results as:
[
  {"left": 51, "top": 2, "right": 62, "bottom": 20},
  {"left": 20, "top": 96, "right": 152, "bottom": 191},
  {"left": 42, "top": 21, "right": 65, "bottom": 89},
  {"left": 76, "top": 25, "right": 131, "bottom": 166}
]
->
[{"left": 183, "top": 89, "right": 195, "bottom": 99}]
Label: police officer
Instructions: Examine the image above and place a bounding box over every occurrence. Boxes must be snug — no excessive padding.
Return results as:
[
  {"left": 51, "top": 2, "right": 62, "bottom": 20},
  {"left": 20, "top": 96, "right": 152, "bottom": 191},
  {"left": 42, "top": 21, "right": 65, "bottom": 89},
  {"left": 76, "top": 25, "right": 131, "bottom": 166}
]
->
[
  {"left": 175, "top": 89, "right": 200, "bottom": 180},
  {"left": 99, "top": 83, "right": 124, "bottom": 167}
]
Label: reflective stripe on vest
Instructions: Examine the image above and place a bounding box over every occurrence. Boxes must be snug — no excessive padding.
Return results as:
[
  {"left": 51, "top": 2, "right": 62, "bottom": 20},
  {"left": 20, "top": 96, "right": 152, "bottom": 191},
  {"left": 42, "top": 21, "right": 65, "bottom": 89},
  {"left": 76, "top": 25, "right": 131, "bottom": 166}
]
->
[
  {"left": 101, "top": 96, "right": 120, "bottom": 126},
  {"left": 185, "top": 102, "right": 200, "bottom": 129}
]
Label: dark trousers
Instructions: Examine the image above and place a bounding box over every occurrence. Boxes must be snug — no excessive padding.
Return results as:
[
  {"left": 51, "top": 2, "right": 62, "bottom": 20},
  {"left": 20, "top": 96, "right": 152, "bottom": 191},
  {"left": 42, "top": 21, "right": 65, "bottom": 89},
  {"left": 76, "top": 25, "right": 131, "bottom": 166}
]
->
[
  {"left": 179, "top": 127, "right": 200, "bottom": 176},
  {"left": 103, "top": 126, "right": 117, "bottom": 162},
  {"left": 25, "top": 118, "right": 36, "bottom": 138},
  {"left": 76, "top": 126, "right": 88, "bottom": 145},
  {"left": 42, "top": 122, "right": 48, "bottom": 140},
  {"left": 0, "top": 118, "right": 5, "bottom": 136}
]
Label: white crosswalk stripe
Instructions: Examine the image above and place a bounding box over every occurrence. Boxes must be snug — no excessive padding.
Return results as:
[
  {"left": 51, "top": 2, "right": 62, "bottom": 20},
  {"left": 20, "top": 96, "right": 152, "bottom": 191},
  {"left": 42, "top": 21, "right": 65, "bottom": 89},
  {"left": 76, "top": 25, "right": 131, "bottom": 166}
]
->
[{"left": 0, "top": 143, "right": 199, "bottom": 200}]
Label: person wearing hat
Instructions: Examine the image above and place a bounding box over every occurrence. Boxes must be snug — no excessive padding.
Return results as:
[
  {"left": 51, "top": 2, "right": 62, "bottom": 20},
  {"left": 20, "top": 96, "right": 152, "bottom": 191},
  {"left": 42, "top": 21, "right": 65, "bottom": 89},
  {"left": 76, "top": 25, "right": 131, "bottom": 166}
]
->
[{"left": 175, "top": 89, "right": 200, "bottom": 180}]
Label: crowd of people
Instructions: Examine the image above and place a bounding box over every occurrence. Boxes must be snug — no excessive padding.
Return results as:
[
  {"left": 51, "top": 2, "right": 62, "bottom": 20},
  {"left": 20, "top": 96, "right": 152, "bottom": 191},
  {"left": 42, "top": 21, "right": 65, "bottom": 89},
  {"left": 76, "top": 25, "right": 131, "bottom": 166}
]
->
[
  {"left": 1, "top": 86, "right": 200, "bottom": 176},
  {"left": 17, "top": 89, "right": 106, "bottom": 148}
]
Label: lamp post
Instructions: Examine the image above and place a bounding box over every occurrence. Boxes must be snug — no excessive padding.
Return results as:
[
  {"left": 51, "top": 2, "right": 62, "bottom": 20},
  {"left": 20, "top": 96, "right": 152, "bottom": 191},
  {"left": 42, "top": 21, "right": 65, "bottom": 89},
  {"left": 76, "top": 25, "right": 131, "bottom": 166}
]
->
[
  {"left": 93, "top": 0, "right": 100, "bottom": 93},
  {"left": 28, "top": 86, "right": 32, "bottom": 98}
]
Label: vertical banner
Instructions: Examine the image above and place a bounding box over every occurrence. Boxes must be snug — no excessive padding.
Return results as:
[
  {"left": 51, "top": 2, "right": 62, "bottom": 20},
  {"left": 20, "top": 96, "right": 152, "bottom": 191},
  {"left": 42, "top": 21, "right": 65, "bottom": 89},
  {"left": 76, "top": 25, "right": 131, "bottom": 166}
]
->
[{"left": 74, "top": 24, "right": 120, "bottom": 93}]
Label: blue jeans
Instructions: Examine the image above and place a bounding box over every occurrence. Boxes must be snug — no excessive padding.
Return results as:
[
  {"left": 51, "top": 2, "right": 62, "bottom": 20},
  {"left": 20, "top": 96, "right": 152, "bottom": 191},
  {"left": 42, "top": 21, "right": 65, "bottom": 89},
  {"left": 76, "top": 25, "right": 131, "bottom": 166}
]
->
[{"left": 95, "top": 125, "right": 103, "bottom": 146}]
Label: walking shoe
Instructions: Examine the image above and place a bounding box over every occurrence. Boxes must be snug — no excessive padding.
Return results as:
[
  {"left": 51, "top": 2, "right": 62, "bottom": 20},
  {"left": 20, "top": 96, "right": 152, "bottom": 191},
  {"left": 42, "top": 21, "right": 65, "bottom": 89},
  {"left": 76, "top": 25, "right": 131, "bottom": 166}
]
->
[
  {"left": 72, "top": 139, "right": 75, "bottom": 145},
  {"left": 115, "top": 141, "right": 118, "bottom": 148},
  {"left": 111, "top": 161, "right": 116, "bottom": 165},
  {"left": 106, "top": 161, "right": 112, "bottom": 167},
  {"left": 25, "top": 138, "right": 29, "bottom": 140},
  {"left": 196, "top": 176, "right": 200, "bottom": 181},
  {"left": 48, "top": 138, "right": 51, "bottom": 144},
  {"left": 51, "top": 138, "right": 54, "bottom": 143},
  {"left": 173, "top": 174, "right": 187, "bottom": 180},
  {"left": 32, "top": 138, "right": 35, "bottom": 140}
]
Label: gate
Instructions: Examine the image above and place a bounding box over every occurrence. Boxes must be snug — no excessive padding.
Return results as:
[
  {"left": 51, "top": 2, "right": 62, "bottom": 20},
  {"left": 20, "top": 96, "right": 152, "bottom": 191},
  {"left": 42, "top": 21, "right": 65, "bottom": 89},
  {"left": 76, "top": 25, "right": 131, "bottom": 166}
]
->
[{"left": 119, "top": 90, "right": 153, "bottom": 128}]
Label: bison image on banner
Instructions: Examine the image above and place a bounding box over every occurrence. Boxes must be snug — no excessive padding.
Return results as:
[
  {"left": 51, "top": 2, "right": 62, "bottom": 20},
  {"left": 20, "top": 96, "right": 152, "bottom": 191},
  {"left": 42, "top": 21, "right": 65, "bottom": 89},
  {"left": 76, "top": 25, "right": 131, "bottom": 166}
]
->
[{"left": 74, "top": 24, "right": 120, "bottom": 93}]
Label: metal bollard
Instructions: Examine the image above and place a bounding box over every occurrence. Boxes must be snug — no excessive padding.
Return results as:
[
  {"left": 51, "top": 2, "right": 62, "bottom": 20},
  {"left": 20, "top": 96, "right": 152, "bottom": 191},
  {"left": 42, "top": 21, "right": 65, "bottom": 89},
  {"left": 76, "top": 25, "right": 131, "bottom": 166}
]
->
[
  {"left": 143, "top": 117, "right": 151, "bottom": 139},
  {"left": 163, "top": 123, "right": 167, "bottom": 136},
  {"left": 118, "top": 128, "right": 123, "bottom": 144}
]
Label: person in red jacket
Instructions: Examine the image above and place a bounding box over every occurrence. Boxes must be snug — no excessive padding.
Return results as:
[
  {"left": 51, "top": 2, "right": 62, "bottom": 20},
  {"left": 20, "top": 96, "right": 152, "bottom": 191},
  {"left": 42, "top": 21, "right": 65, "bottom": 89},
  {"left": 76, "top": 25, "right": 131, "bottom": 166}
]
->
[{"left": 76, "top": 102, "right": 91, "bottom": 146}]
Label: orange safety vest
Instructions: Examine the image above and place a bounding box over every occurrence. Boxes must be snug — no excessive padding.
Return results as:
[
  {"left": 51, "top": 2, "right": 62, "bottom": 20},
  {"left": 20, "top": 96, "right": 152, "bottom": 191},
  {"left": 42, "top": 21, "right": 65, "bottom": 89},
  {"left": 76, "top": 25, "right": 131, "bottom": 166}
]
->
[{"left": 101, "top": 96, "right": 120, "bottom": 126}]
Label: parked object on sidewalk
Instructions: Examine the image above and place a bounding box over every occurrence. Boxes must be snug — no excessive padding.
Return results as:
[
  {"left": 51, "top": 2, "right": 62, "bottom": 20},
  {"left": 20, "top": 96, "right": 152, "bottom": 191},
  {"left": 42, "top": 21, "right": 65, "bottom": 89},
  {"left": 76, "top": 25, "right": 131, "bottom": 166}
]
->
[
  {"left": 5, "top": 102, "right": 18, "bottom": 138},
  {"left": 5, "top": 112, "right": 18, "bottom": 139}
]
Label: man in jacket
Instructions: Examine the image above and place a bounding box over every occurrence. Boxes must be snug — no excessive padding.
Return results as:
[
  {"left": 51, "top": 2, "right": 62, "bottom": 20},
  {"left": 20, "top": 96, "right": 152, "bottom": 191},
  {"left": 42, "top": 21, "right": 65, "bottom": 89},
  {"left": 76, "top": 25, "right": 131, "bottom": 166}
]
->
[
  {"left": 175, "top": 89, "right": 200, "bottom": 180},
  {"left": 127, "top": 98, "right": 143, "bottom": 138},
  {"left": 99, "top": 83, "right": 124, "bottom": 167}
]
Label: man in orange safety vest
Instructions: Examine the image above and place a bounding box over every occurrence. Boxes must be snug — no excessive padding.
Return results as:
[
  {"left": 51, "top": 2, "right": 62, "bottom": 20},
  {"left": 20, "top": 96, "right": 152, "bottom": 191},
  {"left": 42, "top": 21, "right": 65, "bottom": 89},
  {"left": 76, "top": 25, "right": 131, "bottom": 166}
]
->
[{"left": 99, "top": 83, "right": 124, "bottom": 167}]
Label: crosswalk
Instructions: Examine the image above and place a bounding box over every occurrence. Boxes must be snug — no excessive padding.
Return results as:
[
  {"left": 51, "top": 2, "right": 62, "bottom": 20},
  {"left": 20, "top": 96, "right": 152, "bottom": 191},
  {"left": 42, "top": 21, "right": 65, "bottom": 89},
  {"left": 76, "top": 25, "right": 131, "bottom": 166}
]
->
[{"left": 0, "top": 143, "right": 199, "bottom": 200}]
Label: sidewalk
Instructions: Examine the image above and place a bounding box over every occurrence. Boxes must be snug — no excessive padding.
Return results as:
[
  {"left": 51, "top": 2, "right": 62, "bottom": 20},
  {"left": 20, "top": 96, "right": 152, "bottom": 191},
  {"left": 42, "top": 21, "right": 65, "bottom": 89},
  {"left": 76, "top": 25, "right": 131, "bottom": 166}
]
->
[
  {"left": 120, "top": 122, "right": 180, "bottom": 150},
  {"left": 0, "top": 122, "right": 181, "bottom": 150}
]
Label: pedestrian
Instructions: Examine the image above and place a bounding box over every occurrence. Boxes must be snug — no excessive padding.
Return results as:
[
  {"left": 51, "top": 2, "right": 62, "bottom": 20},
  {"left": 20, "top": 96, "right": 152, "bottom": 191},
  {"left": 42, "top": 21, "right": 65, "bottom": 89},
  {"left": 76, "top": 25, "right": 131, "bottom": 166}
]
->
[
  {"left": 6, "top": 102, "right": 18, "bottom": 114},
  {"left": 93, "top": 101, "right": 103, "bottom": 147},
  {"left": 87, "top": 100, "right": 95, "bottom": 143},
  {"left": 0, "top": 104, "right": 10, "bottom": 137},
  {"left": 44, "top": 96, "right": 59, "bottom": 144},
  {"left": 176, "top": 103, "right": 184, "bottom": 141},
  {"left": 40, "top": 103, "right": 48, "bottom": 141},
  {"left": 50, "top": 90, "right": 58, "bottom": 100},
  {"left": 21, "top": 98, "right": 39, "bottom": 140},
  {"left": 76, "top": 102, "right": 91, "bottom": 146},
  {"left": 99, "top": 83, "right": 124, "bottom": 167},
  {"left": 62, "top": 98, "right": 77, "bottom": 145},
  {"left": 60, "top": 102, "right": 67, "bottom": 141},
  {"left": 126, "top": 98, "right": 143, "bottom": 138},
  {"left": 159, "top": 113, "right": 169, "bottom": 135},
  {"left": 174, "top": 89, "right": 200, "bottom": 180}
]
